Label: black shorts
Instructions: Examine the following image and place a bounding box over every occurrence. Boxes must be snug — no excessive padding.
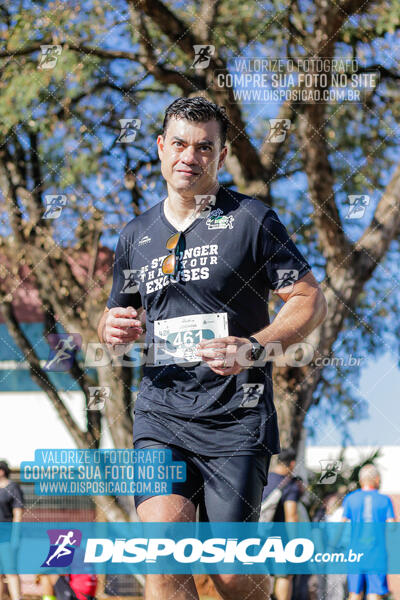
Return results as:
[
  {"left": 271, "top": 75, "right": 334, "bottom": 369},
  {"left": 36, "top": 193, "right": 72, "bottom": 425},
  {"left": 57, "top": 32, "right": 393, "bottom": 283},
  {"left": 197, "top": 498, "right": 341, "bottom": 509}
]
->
[{"left": 134, "top": 438, "right": 271, "bottom": 522}]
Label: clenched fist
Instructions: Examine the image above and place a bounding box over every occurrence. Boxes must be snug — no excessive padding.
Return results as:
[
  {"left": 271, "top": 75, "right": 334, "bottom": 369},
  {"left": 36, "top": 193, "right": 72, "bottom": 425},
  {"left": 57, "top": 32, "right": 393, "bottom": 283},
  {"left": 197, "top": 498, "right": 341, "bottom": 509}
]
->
[{"left": 103, "top": 306, "right": 145, "bottom": 347}]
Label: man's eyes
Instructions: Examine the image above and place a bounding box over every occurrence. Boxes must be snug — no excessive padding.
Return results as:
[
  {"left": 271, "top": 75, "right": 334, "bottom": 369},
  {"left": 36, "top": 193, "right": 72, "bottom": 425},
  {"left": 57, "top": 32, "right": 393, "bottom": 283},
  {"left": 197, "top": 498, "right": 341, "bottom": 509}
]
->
[{"left": 172, "top": 141, "right": 212, "bottom": 151}]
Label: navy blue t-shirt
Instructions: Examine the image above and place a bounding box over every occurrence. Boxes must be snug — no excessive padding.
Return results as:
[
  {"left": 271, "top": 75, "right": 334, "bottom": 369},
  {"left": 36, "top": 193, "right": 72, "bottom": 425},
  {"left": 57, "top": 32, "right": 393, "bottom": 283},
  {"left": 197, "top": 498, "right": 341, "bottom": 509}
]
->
[
  {"left": 261, "top": 473, "right": 301, "bottom": 521},
  {"left": 107, "top": 186, "right": 312, "bottom": 456}
]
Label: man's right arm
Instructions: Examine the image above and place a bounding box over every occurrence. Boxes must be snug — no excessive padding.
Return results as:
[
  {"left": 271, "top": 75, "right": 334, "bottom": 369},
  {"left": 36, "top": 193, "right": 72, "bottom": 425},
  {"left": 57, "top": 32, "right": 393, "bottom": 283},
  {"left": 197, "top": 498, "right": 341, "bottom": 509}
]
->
[{"left": 98, "top": 306, "right": 144, "bottom": 346}]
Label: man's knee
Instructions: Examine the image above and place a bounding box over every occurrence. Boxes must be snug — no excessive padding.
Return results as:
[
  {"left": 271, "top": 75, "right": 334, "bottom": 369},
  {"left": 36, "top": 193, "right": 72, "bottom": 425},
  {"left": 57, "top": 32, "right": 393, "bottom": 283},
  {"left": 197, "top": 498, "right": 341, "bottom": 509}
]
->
[{"left": 212, "top": 573, "right": 272, "bottom": 599}]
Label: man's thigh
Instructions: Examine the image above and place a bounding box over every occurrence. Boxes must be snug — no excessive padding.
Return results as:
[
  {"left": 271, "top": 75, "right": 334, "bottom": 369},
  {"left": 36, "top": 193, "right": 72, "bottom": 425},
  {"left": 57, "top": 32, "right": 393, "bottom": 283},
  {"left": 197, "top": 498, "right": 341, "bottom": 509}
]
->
[
  {"left": 134, "top": 438, "right": 271, "bottom": 523},
  {"left": 197, "top": 452, "right": 271, "bottom": 522},
  {"left": 134, "top": 438, "right": 202, "bottom": 521}
]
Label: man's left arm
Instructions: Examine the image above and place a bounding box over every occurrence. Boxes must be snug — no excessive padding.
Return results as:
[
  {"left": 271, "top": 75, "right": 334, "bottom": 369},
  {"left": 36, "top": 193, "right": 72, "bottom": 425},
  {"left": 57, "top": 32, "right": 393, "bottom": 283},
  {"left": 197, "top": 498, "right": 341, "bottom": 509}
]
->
[
  {"left": 196, "top": 271, "right": 327, "bottom": 375},
  {"left": 197, "top": 207, "right": 327, "bottom": 375},
  {"left": 251, "top": 271, "right": 327, "bottom": 352}
]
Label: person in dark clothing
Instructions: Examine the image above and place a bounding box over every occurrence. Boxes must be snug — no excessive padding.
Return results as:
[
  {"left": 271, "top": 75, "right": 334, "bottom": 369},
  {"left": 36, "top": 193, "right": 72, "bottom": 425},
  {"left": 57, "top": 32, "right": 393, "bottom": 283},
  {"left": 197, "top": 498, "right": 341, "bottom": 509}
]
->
[
  {"left": 97, "top": 96, "right": 327, "bottom": 600},
  {"left": 0, "top": 460, "right": 24, "bottom": 600},
  {"left": 262, "top": 449, "right": 300, "bottom": 600}
]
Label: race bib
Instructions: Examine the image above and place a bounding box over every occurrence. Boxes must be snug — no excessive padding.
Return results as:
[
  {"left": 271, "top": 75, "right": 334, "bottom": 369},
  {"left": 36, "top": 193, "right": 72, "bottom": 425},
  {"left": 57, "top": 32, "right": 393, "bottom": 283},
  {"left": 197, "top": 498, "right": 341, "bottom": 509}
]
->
[{"left": 153, "top": 312, "right": 228, "bottom": 366}]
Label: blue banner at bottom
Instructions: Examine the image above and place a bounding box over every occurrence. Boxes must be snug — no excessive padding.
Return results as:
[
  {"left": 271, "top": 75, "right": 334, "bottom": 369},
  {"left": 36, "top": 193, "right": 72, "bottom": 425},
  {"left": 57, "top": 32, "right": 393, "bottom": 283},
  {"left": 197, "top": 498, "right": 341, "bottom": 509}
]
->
[{"left": 1, "top": 522, "right": 399, "bottom": 574}]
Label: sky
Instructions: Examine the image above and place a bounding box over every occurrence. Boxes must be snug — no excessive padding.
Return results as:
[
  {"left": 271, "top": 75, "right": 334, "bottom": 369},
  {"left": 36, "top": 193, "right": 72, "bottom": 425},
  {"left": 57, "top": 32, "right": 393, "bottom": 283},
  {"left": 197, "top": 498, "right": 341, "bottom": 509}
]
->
[{"left": 308, "top": 353, "right": 400, "bottom": 446}]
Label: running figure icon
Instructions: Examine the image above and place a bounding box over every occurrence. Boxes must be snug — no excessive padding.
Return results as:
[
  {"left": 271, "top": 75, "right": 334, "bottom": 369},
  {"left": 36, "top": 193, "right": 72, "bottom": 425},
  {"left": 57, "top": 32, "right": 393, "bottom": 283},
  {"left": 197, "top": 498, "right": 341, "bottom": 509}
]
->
[{"left": 45, "top": 531, "right": 77, "bottom": 566}]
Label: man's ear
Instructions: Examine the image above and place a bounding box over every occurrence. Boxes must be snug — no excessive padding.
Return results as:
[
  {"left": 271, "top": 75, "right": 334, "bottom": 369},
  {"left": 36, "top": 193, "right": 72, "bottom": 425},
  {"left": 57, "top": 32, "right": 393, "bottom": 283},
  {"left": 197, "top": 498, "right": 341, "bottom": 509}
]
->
[
  {"left": 218, "top": 145, "right": 228, "bottom": 170},
  {"left": 157, "top": 134, "right": 165, "bottom": 160}
]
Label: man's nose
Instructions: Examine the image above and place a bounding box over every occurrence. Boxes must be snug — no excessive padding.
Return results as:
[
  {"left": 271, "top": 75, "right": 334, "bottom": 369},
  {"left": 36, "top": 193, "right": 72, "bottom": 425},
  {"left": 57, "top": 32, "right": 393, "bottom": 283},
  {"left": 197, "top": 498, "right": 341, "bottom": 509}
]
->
[{"left": 180, "top": 145, "right": 197, "bottom": 164}]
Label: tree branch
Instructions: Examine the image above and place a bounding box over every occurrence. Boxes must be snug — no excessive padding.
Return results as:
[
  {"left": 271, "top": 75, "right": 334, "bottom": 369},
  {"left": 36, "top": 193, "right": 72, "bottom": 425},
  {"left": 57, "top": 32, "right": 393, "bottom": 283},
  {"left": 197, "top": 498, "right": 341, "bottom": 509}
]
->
[
  {"left": 133, "top": 0, "right": 274, "bottom": 197},
  {"left": 295, "top": 0, "right": 373, "bottom": 264},
  {"left": 354, "top": 161, "right": 400, "bottom": 281}
]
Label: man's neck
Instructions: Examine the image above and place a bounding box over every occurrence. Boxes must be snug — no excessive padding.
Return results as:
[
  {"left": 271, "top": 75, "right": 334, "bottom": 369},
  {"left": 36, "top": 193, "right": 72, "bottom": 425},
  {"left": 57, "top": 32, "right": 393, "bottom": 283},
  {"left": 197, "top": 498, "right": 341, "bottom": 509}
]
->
[
  {"left": 361, "top": 485, "right": 377, "bottom": 491},
  {"left": 164, "top": 181, "right": 220, "bottom": 228},
  {"left": 0, "top": 477, "right": 9, "bottom": 488}
]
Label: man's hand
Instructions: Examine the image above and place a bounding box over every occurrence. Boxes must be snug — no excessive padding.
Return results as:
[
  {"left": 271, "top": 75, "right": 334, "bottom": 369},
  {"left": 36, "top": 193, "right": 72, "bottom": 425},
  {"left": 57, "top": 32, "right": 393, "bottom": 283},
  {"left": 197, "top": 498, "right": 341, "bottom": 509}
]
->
[
  {"left": 195, "top": 336, "right": 252, "bottom": 375},
  {"left": 103, "top": 306, "right": 144, "bottom": 347}
]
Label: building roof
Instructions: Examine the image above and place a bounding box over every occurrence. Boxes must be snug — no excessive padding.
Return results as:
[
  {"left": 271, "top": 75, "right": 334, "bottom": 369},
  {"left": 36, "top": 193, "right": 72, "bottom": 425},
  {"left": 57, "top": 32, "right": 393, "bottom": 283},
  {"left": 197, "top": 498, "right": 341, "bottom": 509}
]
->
[{"left": 0, "top": 246, "right": 113, "bottom": 323}]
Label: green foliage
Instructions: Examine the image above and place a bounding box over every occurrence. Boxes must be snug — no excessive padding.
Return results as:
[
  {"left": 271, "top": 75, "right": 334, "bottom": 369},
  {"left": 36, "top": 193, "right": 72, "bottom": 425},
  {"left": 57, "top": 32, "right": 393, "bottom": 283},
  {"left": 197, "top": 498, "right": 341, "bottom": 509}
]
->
[{"left": 0, "top": 0, "right": 400, "bottom": 439}]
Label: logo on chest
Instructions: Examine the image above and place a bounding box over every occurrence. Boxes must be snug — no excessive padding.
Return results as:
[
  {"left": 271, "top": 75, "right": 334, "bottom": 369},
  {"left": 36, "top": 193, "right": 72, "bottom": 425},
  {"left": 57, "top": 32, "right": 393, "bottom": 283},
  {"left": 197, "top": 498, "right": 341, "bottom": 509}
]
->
[{"left": 206, "top": 208, "right": 234, "bottom": 230}]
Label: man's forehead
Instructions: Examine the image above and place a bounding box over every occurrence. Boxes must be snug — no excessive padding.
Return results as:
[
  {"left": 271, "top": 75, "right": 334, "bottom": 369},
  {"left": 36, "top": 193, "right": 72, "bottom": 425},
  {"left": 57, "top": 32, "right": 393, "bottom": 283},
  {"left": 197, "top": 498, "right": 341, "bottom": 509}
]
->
[{"left": 165, "top": 117, "right": 220, "bottom": 141}]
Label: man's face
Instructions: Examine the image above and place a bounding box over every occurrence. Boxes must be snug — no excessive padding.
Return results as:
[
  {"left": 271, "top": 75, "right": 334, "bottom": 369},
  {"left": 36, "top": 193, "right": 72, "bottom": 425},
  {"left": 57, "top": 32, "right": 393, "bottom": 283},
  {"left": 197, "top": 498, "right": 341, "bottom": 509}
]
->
[{"left": 157, "top": 117, "right": 227, "bottom": 197}]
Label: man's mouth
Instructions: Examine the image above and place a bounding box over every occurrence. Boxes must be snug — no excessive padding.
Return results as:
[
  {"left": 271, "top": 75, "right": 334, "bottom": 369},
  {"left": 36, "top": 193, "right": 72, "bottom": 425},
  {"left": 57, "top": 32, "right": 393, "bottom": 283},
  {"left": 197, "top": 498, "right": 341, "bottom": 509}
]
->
[{"left": 176, "top": 169, "right": 200, "bottom": 175}]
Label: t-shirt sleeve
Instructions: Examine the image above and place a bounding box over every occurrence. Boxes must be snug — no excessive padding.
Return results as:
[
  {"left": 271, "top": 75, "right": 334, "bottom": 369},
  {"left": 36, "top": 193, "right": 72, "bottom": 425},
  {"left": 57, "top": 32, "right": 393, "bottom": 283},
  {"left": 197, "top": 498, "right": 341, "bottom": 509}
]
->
[
  {"left": 282, "top": 480, "right": 301, "bottom": 503},
  {"left": 11, "top": 483, "right": 24, "bottom": 510},
  {"left": 258, "top": 209, "right": 312, "bottom": 291},
  {"left": 386, "top": 497, "right": 395, "bottom": 520},
  {"left": 106, "top": 231, "right": 142, "bottom": 310}
]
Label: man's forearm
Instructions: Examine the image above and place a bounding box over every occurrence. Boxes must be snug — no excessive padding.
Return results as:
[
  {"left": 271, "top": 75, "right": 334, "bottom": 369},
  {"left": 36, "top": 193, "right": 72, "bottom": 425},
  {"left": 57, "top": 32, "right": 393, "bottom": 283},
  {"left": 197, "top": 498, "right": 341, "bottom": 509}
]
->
[{"left": 252, "top": 289, "right": 327, "bottom": 352}]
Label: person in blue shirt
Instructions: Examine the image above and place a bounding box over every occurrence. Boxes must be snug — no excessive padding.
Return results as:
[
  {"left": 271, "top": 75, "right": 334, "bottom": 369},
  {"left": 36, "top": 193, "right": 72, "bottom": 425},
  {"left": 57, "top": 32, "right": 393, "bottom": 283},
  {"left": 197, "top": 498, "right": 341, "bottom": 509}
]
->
[{"left": 342, "top": 464, "right": 395, "bottom": 600}]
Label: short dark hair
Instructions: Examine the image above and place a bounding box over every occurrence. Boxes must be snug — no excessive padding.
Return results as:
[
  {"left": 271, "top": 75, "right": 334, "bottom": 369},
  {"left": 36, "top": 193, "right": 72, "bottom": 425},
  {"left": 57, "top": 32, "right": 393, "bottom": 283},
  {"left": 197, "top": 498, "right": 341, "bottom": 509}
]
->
[
  {"left": 278, "top": 448, "right": 297, "bottom": 466},
  {"left": 0, "top": 461, "right": 10, "bottom": 478},
  {"left": 162, "top": 96, "right": 229, "bottom": 147}
]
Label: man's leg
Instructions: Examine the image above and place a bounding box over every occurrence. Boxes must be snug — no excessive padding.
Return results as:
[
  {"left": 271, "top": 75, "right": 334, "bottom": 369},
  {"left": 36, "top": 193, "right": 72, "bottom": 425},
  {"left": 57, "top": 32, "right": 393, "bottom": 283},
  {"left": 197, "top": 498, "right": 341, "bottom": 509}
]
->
[
  {"left": 274, "top": 575, "right": 293, "bottom": 600},
  {"left": 137, "top": 494, "right": 199, "bottom": 600},
  {"left": 40, "top": 574, "right": 58, "bottom": 600},
  {"left": 4, "top": 575, "right": 21, "bottom": 600},
  {"left": 198, "top": 452, "right": 272, "bottom": 600}
]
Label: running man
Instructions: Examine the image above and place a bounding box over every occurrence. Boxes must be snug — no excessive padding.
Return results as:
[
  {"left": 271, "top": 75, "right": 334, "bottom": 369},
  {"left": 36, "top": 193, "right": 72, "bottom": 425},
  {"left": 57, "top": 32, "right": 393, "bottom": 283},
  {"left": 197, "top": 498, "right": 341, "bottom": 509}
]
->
[{"left": 97, "top": 96, "right": 327, "bottom": 600}]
